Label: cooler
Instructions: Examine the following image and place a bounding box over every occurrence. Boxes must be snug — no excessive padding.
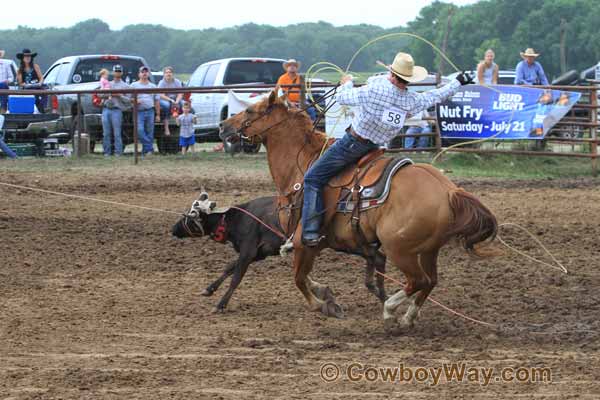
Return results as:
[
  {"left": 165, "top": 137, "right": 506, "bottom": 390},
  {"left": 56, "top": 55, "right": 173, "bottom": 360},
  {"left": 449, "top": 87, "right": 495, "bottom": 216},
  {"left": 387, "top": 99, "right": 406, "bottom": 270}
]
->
[{"left": 8, "top": 95, "right": 36, "bottom": 114}]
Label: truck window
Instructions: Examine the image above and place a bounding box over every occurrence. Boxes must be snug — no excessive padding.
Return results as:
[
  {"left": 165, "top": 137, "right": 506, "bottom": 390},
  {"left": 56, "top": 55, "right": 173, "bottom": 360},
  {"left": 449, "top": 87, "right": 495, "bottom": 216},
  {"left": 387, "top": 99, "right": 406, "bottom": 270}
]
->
[
  {"left": 223, "top": 60, "right": 283, "bottom": 85},
  {"left": 72, "top": 58, "right": 145, "bottom": 84},
  {"left": 189, "top": 65, "right": 208, "bottom": 87},
  {"left": 43, "top": 64, "right": 62, "bottom": 85},
  {"left": 202, "top": 64, "right": 221, "bottom": 87},
  {"left": 56, "top": 63, "right": 72, "bottom": 85}
]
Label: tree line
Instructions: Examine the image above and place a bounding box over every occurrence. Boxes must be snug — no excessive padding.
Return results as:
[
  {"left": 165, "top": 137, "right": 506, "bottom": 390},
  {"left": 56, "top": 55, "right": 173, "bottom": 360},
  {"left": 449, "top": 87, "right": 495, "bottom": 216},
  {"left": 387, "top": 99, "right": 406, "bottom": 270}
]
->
[{"left": 0, "top": 0, "right": 598, "bottom": 79}]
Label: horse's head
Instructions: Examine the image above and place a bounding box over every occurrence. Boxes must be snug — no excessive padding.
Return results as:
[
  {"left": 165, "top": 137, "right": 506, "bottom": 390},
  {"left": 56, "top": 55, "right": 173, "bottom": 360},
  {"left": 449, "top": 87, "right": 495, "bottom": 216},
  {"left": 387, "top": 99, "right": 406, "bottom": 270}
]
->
[
  {"left": 172, "top": 189, "right": 230, "bottom": 238},
  {"left": 219, "top": 90, "right": 297, "bottom": 146}
]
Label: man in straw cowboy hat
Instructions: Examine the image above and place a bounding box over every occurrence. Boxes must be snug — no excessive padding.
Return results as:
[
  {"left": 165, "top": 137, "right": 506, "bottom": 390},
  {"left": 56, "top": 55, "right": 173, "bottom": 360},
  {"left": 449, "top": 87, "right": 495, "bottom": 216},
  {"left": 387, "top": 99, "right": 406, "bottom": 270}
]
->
[
  {"left": 300, "top": 52, "right": 473, "bottom": 246},
  {"left": 515, "top": 48, "right": 549, "bottom": 86}
]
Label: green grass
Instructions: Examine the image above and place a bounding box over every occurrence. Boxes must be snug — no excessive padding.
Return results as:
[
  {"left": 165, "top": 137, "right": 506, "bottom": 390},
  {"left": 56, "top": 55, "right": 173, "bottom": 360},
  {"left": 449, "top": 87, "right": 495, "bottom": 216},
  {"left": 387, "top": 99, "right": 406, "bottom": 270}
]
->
[
  {"left": 0, "top": 151, "right": 595, "bottom": 180},
  {"left": 176, "top": 73, "right": 191, "bottom": 83},
  {"left": 434, "top": 152, "right": 596, "bottom": 179}
]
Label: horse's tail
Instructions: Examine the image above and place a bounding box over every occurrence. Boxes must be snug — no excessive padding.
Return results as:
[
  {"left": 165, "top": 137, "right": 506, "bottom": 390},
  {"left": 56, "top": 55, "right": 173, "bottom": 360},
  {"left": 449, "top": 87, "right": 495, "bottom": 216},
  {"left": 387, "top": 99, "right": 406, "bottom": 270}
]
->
[{"left": 446, "top": 189, "right": 498, "bottom": 257}]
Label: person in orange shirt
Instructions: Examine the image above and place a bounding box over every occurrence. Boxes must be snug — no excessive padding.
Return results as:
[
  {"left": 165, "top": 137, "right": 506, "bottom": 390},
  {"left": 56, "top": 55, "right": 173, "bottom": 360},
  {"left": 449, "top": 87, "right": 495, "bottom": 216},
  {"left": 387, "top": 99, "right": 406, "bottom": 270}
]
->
[{"left": 277, "top": 59, "right": 317, "bottom": 121}]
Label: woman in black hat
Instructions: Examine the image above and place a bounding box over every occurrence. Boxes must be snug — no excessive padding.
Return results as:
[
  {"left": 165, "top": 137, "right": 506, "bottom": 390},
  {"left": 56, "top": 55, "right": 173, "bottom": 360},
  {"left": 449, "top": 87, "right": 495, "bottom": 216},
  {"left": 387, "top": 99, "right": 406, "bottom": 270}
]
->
[{"left": 16, "top": 49, "right": 47, "bottom": 112}]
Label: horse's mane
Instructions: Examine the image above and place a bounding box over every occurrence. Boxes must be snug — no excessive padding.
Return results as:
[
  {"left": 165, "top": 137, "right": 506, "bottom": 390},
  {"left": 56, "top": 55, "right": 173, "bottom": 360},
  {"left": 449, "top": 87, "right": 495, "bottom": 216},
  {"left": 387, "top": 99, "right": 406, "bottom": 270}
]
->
[{"left": 277, "top": 102, "right": 329, "bottom": 153}]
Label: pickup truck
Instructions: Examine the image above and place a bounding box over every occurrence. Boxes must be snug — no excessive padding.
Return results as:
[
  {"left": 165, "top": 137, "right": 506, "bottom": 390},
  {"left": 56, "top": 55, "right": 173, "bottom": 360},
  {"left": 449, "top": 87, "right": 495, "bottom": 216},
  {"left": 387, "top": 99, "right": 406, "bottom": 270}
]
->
[
  {"left": 188, "top": 57, "right": 290, "bottom": 142},
  {"left": 43, "top": 54, "right": 180, "bottom": 153}
]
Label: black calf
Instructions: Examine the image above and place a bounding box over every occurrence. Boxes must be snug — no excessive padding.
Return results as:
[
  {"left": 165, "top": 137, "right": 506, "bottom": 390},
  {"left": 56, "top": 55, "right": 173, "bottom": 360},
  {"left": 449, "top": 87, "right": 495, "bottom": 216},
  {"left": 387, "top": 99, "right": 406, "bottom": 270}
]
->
[{"left": 172, "top": 193, "right": 386, "bottom": 312}]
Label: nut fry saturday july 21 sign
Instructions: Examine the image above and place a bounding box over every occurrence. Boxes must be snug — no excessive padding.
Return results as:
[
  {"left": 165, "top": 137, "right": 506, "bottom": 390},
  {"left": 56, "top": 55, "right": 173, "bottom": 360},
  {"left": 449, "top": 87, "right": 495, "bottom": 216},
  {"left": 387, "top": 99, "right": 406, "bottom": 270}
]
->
[{"left": 436, "top": 85, "right": 581, "bottom": 140}]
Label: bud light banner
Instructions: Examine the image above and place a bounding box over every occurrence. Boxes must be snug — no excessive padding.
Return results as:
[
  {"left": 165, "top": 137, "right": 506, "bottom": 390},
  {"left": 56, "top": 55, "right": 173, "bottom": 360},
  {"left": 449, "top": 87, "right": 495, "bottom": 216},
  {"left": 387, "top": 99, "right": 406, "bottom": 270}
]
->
[{"left": 436, "top": 85, "right": 581, "bottom": 140}]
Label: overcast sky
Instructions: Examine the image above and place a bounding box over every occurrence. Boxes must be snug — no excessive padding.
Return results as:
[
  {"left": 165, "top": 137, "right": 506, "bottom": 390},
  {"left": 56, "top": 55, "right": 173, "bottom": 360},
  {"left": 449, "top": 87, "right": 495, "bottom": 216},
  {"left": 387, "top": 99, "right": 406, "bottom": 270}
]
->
[{"left": 4, "top": 0, "right": 478, "bottom": 30}]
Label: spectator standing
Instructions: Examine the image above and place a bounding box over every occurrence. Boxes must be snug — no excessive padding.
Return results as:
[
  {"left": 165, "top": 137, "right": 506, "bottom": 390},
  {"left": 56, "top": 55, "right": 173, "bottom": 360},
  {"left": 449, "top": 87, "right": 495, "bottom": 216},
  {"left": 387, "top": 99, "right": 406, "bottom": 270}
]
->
[
  {"left": 277, "top": 59, "right": 317, "bottom": 121},
  {"left": 101, "top": 65, "right": 131, "bottom": 156},
  {"left": 131, "top": 66, "right": 160, "bottom": 156},
  {"left": 16, "top": 49, "right": 47, "bottom": 112},
  {"left": 0, "top": 50, "right": 14, "bottom": 114},
  {"left": 177, "top": 101, "right": 197, "bottom": 155},
  {"left": 158, "top": 66, "right": 183, "bottom": 136},
  {"left": 476, "top": 49, "right": 498, "bottom": 85},
  {"left": 404, "top": 109, "right": 433, "bottom": 149},
  {"left": 515, "top": 48, "right": 549, "bottom": 86}
]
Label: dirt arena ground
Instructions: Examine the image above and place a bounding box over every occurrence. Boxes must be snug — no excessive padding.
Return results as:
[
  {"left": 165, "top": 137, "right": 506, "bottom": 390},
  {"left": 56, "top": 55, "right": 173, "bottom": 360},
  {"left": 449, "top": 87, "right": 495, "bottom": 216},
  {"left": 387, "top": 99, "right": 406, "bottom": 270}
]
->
[{"left": 1, "top": 160, "right": 599, "bottom": 399}]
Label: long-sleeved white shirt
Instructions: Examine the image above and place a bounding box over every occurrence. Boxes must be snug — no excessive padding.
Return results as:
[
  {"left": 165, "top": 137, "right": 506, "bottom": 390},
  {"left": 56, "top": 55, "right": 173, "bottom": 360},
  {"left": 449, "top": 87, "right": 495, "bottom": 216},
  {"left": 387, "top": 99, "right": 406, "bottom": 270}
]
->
[{"left": 335, "top": 75, "right": 460, "bottom": 145}]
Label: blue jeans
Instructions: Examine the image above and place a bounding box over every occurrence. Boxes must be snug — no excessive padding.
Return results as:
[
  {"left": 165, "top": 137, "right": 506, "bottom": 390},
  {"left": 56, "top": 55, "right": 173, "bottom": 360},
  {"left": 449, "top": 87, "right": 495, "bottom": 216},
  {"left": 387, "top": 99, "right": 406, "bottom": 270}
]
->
[
  {"left": 0, "top": 82, "right": 8, "bottom": 110},
  {"left": 137, "top": 109, "right": 155, "bottom": 154},
  {"left": 404, "top": 126, "right": 432, "bottom": 149},
  {"left": 302, "top": 131, "right": 378, "bottom": 239},
  {"left": 102, "top": 108, "right": 123, "bottom": 155},
  {"left": 306, "top": 105, "right": 317, "bottom": 121}
]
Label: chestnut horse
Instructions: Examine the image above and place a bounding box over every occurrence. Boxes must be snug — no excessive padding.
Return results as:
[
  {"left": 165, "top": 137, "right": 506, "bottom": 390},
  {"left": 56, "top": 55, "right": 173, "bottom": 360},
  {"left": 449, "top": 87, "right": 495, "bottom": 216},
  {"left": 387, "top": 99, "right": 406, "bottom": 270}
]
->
[{"left": 220, "top": 91, "right": 497, "bottom": 334}]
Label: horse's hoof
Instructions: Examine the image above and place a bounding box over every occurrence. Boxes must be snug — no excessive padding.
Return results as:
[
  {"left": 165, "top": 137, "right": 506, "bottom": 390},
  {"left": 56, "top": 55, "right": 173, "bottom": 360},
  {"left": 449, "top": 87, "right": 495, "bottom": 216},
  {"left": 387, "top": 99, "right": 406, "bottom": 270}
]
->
[
  {"left": 384, "top": 317, "right": 398, "bottom": 334},
  {"left": 211, "top": 306, "right": 226, "bottom": 314},
  {"left": 201, "top": 289, "right": 214, "bottom": 297},
  {"left": 312, "top": 285, "right": 335, "bottom": 302},
  {"left": 384, "top": 318, "right": 413, "bottom": 336},
  {"left": 321, "top": 300, "right": 345, "bottom": 319}
]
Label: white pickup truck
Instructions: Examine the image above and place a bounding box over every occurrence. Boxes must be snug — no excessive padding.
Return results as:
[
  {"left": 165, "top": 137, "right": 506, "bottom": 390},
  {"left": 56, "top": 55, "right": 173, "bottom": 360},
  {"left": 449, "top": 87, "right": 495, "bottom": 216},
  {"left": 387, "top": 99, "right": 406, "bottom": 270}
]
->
[{"left": 188, "top": 57, "right": 287, "bottom": 141}]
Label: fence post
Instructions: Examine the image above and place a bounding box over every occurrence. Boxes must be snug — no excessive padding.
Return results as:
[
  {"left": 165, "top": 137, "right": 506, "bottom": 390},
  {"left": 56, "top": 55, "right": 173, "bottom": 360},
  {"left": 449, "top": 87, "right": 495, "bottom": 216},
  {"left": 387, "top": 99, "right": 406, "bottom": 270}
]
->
[
  {"left": 133, "top": 93, "right": 139, "bottom": 165},
  {"left": 591, "top": 87, "right": 598, "bottom": 176},
  {"left": 77, "top": 94, "right": 83, "bottom": 157},
  {"left": 433, "top": 73, "right": 443, "bottom": 162}
]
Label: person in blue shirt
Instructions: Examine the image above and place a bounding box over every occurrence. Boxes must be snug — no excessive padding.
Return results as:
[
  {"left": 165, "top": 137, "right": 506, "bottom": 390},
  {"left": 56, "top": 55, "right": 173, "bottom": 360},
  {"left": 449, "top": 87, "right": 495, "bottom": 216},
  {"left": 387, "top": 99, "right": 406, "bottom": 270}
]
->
[{"left": 514, "top": 48, "right": 549, "bottom": 86}]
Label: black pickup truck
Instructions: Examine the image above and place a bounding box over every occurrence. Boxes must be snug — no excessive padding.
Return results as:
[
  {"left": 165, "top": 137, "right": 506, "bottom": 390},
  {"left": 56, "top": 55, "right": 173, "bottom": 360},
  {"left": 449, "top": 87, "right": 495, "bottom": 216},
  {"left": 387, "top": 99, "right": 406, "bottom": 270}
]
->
[{"left": 42, "top": 54, "right": 180, "bottom": 153}]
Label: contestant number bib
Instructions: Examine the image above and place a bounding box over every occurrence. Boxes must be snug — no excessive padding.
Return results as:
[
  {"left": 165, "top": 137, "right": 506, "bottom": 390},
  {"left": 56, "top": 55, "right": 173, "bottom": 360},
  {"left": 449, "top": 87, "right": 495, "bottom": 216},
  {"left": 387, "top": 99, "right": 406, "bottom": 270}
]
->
[{"left": 382, "top": 108, "right": 407, "bottom": 127}]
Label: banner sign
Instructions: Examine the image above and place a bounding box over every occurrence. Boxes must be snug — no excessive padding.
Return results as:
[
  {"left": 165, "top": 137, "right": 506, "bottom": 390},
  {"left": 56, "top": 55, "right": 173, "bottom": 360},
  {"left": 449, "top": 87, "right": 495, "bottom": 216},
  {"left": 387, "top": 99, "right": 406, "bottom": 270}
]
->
[{"left": 436, "top": 85, "right": 581, "bottom": 140}]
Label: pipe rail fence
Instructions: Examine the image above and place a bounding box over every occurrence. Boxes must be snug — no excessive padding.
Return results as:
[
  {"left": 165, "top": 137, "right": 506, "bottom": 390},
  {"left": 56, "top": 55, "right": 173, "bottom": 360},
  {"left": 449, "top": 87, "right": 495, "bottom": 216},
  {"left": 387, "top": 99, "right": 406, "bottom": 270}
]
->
[{"left": 0, "top": 81, "right": 598, "bottom": 174}]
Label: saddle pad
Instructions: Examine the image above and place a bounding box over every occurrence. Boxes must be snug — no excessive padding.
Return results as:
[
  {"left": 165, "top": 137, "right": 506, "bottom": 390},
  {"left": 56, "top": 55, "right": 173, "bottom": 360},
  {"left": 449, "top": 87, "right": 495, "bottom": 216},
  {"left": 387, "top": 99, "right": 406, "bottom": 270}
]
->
[{"left": 336, "top": 158, "right": 414, "bottom": 213}]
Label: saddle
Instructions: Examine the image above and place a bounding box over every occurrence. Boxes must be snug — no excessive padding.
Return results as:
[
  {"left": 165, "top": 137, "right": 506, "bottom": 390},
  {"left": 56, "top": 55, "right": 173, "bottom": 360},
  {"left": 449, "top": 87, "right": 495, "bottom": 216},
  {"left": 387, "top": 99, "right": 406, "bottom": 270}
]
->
[
  {"left": 324, "top": 150, "right": 413, "bottom": 215},
  {"left": 279, "top": 149, "right": 413, "bottom": 251},
  {"left": 321, "top": 150, "right": 413, "bottom": 252}
]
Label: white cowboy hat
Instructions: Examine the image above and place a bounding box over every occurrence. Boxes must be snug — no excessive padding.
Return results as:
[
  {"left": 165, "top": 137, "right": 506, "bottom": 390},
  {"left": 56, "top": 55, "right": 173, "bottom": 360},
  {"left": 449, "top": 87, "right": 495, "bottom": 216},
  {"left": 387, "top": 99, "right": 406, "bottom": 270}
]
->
[
  {"left": 520, "top": 48, "right": 540, "bottom": 58},
  {"left": 283, "top": 59, "right": 300, "bottom": 70},
  {"left": 377, "top": 52, "right": 428, "bottom": 83}
]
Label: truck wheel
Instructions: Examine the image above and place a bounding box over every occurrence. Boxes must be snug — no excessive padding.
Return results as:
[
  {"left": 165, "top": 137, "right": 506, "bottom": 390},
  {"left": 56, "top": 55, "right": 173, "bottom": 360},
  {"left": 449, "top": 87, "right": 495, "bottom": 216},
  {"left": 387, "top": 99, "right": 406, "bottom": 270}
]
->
[{"left": 157, "top": 135, "right": 179, "bottom": 154}]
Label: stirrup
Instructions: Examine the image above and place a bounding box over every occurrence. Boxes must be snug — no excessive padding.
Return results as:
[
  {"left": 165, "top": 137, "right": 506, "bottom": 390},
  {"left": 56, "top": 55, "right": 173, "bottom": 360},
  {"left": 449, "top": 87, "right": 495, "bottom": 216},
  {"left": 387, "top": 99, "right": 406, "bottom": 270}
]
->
[{"left": 301, "top": 233, "right": 322, "bottom": 247}]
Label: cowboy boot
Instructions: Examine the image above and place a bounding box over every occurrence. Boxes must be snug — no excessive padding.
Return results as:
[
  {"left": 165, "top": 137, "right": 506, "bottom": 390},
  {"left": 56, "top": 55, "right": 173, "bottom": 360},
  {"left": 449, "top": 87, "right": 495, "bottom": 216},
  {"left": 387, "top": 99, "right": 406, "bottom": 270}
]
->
[{"left": 301, "top": 186, "right": 323, "bottom": 247}]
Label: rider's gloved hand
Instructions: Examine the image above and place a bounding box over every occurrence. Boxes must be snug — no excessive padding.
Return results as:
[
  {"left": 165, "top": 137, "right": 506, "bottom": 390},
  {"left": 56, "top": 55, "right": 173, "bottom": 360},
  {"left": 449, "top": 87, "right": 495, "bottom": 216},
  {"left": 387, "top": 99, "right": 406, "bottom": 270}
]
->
[{"left": 455, "top": 71, "right": 475, "bottom": 85}]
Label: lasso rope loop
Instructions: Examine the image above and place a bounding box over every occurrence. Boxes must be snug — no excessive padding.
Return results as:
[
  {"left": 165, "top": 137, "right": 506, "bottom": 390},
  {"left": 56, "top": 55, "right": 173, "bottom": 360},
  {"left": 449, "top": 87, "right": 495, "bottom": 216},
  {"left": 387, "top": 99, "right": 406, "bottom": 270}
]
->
[{"left": 304, "top": 31, "right": 519, "bottom": 164}]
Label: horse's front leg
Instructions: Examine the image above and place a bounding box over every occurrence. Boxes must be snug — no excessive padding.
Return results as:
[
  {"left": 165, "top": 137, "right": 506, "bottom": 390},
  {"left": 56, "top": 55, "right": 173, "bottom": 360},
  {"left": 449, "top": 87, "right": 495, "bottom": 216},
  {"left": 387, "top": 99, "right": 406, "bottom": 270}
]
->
[{"left": 293, "top": 247, "right": 344, "bottom": 318}]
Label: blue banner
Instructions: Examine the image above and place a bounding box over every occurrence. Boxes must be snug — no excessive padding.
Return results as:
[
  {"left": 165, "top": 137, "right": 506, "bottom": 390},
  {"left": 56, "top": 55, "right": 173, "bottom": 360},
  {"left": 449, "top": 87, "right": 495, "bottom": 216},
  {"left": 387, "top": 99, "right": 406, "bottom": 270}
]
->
[{"left": 436, "top": 85, "right": 581, "bottom": 140}]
